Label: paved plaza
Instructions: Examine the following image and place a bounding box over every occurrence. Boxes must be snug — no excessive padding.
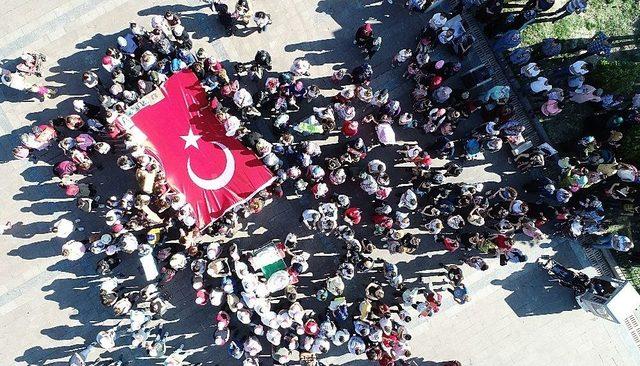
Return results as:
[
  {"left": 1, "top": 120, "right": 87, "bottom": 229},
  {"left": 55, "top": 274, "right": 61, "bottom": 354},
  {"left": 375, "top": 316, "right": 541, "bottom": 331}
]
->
[{"left": 1, "top": 0, "right": 640, "bottom": 365}]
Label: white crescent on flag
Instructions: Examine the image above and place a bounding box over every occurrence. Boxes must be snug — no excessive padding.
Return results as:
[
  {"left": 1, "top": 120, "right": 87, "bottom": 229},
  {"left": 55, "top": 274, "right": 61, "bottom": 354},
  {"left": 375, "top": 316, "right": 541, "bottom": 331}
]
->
[{"left": 187, "top": 141, "right": 235, "bottom": 191}]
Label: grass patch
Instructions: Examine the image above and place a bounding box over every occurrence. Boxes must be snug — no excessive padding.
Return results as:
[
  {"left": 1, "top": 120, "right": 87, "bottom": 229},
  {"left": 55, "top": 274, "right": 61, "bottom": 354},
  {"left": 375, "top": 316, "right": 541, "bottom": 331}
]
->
[{"left": 521, "top": 0, "right": 640, "bottom": 46}]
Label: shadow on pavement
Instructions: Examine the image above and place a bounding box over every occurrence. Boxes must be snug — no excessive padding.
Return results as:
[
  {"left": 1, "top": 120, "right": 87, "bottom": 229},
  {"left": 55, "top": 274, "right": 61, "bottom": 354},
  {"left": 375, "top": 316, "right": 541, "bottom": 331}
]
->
[{"left": 491, "top": 261, "right": 580, "bottom": 317}]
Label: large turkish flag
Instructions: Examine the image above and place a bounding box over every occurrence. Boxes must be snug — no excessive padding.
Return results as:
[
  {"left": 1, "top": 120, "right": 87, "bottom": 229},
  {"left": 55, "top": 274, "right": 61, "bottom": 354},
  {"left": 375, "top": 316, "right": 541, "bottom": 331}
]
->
[{"left": 124, "top": 70, "right": 274, "bottom": 228}]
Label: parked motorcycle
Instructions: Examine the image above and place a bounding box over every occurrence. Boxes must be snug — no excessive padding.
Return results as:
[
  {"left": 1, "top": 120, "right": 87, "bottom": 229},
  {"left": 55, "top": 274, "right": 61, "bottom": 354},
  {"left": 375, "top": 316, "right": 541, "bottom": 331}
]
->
[
  {"left": 539, "top": 257, "right": 591, "bottom": 296},
  {"left": 16, "top": 52, "right": 46, "bottom": 77}
]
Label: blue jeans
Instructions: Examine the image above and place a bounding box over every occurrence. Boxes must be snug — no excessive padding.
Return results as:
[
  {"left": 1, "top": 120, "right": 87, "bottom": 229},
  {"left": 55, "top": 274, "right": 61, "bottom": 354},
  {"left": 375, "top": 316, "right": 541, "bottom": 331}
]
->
[{"left": 591, "top": 235, "right": 613, "bottom": 250}]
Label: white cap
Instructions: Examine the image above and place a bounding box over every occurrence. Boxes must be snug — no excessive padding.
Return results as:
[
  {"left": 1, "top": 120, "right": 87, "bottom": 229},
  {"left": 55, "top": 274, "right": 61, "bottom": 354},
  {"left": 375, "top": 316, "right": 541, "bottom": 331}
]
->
[{"left": 73, "top": 100, "right": 85, "bottom": 112}]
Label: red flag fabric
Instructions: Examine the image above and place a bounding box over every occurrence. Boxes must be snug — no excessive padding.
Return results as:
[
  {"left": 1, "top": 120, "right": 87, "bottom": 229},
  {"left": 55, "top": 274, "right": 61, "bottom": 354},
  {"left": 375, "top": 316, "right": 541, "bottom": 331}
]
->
[{"left": 126, "top": 70, "right": 274, "bottom": 228}]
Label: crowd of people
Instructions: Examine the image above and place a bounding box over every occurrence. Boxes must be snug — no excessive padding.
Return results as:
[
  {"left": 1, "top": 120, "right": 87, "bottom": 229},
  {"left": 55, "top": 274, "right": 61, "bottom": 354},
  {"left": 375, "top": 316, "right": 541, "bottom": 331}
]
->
[
  {"left": 472, "top": 1, "right": 637, "bottom": 249},
  {"left": 481, "top": 0, "right": 622, "bottom": 118},
  {"left": 2, "top": 1, "right": 638, "bottom": 366}
]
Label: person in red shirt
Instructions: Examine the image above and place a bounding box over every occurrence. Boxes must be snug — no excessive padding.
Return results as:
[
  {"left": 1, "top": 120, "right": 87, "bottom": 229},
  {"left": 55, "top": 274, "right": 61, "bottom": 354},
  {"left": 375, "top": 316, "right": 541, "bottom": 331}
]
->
[
  {"left": 427, "top": 290, "right": 442, "bottom": 312},
  {"left": 438, "top": 235, "right": 460, "bottom": 252},
  {"left": 354, "top": 23, "right": 374, "bottom": 48},
  {"left": 344, "top": 207, "right": 362, "bottom": 225},
  {"left": 372, "top": 214, "right": 393, "bottom": 235},
  {"left": 416, "top": 152, "right": 432, "bottom": 168},
  {"left": 379, "top": 353, "right": 394, "bottom": 366},
  {"left": 492, "top": 234, "right": 513, "bottom": 252},
  {"left": 381, "top": 332, "right": 399, "bottom": 349},
  {"left": 342, "top": 120, "right": 359, "bottom": 137}
]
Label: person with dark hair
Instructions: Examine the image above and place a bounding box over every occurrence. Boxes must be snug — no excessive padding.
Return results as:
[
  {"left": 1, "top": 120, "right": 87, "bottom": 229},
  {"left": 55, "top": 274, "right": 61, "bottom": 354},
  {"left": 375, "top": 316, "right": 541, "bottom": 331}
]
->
[
  {"left": 440, "top": 263, "right": 464, "bottom": 286},
  {"left": 253, "top": 11, "right": 272, "bottom": 33},
  {"left": 363, "top": 37, "right": 382, "bottom": 60},
  {"left": 354, "top": 23, "right": 374, "bottom": 48},
  {"left": 210, "top": 0, "right": 235, "bottom": 35},
  {"left": 351, "top": 63, "right": 374, "bottom": 85},
  {"left": 464, "top": 256, "right": 489, "bottom": 271},
  {"left": 523, "top": 0, "right": 556, "bottom": 12}
]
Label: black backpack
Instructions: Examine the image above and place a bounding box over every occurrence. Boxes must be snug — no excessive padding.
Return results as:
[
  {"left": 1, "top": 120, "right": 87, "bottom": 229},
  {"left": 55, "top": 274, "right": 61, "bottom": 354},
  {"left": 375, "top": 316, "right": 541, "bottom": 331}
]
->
[{"left": 96, "top": 256, "right": 121, "bottom": 275}]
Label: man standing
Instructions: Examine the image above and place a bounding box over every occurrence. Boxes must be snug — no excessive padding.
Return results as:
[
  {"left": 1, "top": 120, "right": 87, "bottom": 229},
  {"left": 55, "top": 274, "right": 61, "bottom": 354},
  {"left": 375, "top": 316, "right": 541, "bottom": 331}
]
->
[{"left": 253, "top": 11, "right": 271, "bottom": 33}]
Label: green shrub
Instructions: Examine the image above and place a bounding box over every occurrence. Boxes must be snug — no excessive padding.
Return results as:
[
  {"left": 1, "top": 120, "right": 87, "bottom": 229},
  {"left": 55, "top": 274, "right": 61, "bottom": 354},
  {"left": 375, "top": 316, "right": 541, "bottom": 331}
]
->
[
  {"left": 619, "top": 123, "right": 640, "bottom": 164},
  {"left": 588, "top": 59, "right": 640, "bottom": 95}
]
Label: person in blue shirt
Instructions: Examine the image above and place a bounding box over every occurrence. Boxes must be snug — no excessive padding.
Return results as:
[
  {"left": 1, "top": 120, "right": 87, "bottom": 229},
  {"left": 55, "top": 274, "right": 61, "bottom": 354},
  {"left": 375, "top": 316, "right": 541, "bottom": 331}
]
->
[
  {"left": 509, "top": 47, "right": 532, "bottom": 65},
  {"left": 585, "top": 31, "right": 612, "bottom": 57},
  {"left": 539, "top": 38, "right": 562, "bottom": 58},
  {"left": 449, "top": 283, "right": 470, "bottom": 304},
  {"left": 493, "top": 30, "right": 522, "bottom": 53}
]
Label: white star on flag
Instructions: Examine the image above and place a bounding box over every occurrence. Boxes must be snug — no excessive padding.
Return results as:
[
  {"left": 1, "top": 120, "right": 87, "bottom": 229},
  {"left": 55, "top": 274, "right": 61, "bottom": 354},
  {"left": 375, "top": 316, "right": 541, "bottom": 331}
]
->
[{"left": 181, "top": 127, "right": 202, "bottom": 149}]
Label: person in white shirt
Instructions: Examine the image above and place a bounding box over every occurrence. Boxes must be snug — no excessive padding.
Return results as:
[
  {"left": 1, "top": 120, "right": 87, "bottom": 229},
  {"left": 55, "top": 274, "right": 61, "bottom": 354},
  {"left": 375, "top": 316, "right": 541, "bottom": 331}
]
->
[
  {"left": 333, "top": 329, "right": 350, "bottom": 345},
  {"left": 301, "top": 209, "right": 321, "bottom": 229},
  {"left": 311, "top": 337, "right": 331, "bottom": 353},
  {"left": 53, "top": 218, "right": 75, "bottom": 238},
  {"left": 266, "top": 328, "right": 282, "bottom": 346},
  {"left": 290, "top": 58, "right": 311, "bottom": 76},
  {"left": 569, "top": 60, "right": 590, "bottom": 75},
  {"left": 530, "top": 76, "right": 552, "bottom": 94},
  {"left": 62, "top": 240, "right": 86, "bottom": 261},
  {"left": 96, "top": 327, "right": 118, "bottom": 351},
  {"left": 367, "top": 159, "right": 387, "bottom": 175},
  {"left": 392, "top": 49, "right": 413, "bottom": 67},
  {"left": 243, "top": 336, "right": 263, "bottom": 357},
  {"left": 69, "top": 344, "right": 96, "bottom": 366},
  {"left": 429, "top": 12, "right": 448, "bottom": 30},
  {"left": 520, "top": 62, "right": 541, "bottom": 78},
  {"left": 423, "top": 218, "right": 443, "bottom": 235}
]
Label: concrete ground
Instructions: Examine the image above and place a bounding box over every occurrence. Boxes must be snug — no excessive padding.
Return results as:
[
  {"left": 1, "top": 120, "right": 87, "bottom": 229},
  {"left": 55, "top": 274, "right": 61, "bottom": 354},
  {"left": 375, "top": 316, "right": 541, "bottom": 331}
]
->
[{"left": 0, "top": 0, "right": 639, "bottom": 365}]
